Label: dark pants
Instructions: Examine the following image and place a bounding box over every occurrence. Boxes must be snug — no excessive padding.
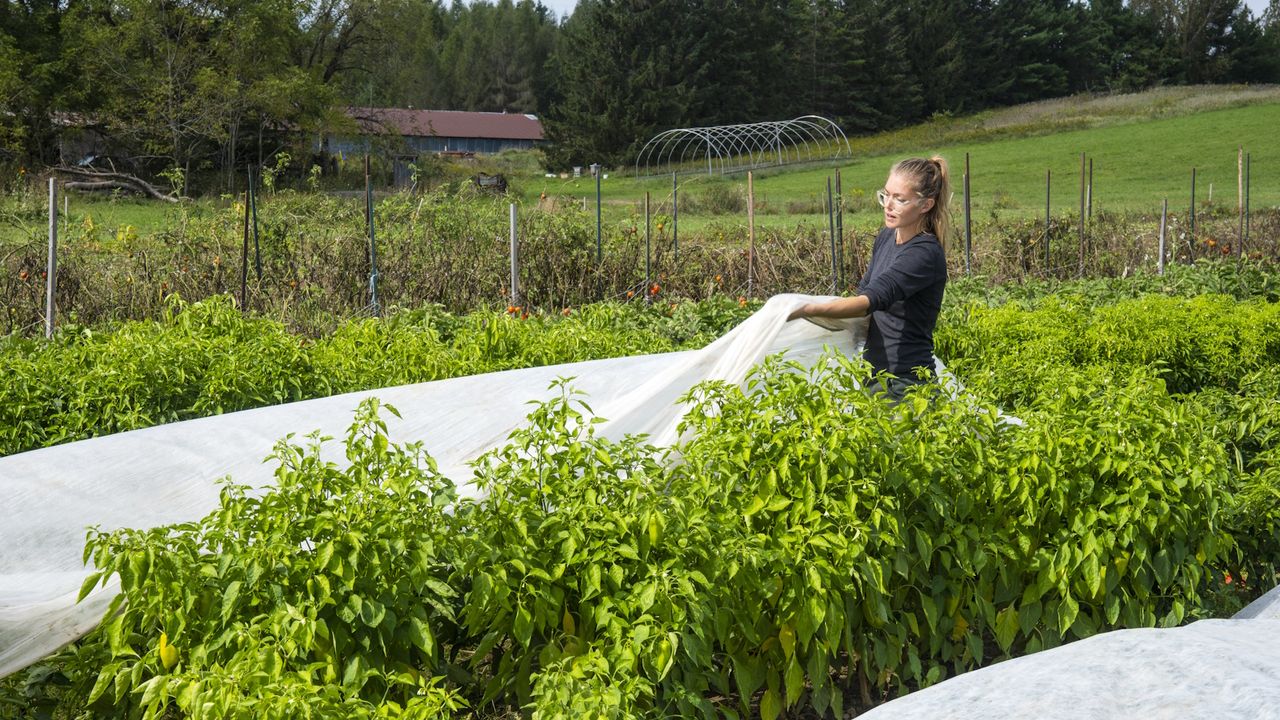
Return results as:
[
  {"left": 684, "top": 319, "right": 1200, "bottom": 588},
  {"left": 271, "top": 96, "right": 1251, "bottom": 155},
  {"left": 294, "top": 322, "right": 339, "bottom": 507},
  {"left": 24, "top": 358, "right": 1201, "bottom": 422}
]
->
[{"left": 867, "top": 374, "right": 931, "bottom": 403}]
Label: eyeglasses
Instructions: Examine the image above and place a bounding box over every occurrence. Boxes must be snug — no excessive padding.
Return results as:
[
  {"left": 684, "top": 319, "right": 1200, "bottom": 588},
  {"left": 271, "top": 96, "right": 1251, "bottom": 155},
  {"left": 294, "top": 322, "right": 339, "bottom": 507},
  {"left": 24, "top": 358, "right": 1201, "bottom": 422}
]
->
[{"left": 876, "top": 189, "right": 923, "bottom": 210}]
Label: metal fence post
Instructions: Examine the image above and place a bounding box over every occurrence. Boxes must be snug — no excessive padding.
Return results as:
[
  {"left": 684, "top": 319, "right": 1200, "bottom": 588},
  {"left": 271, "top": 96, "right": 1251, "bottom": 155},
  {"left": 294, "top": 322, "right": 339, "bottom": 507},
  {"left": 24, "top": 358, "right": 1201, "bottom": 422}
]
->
[
  {"left": 827, "top": 176, "right": 837, "bottom": 293},
  {"left": 1045, "top": 169, "right": 1051, "bottom": 270},
  {"left": 672, "top": 172, "right": 679, "bottom": 261},
  {"left": 835, "top": 169, "right": 844, "bottom": 289},
  {"left": 644, "top": 191, "right": 652, "bottom": 304},
  {"left": 510, "top": 202, "right": 519, "bottom": 306},
  {"left": 747, "top": 171, "right": 756, "bottom": 297},
  {"left": 367, "top": 156, "right": 379, "bottom": 317},
  {"left": 240, "top": 185, "right": 250, "bottom": 311},
  {"left": 250, "top": 166, "right": 261, "bottom": 280},
  {"left": 594, "top": 163, "right": 602, "bottom": 263},
  {"left": 963, "top": 153, "right": 972, "bottom": 276}
]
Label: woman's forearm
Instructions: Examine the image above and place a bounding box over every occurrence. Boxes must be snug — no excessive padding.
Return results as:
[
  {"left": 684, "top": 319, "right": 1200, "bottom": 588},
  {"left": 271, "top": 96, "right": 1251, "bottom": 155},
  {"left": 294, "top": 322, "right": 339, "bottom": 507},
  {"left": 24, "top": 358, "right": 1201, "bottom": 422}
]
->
[{"left": 788, "top": 295, "right": 872, "bottom": 321}]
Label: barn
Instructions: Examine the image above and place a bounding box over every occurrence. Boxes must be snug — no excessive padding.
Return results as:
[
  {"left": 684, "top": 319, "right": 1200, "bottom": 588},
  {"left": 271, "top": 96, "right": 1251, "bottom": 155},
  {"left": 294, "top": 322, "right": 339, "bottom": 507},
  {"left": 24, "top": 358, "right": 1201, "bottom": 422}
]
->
[
  {"left": 322, "top": 107, "right": 544, "bottom": 185},
  {"left": 336, "top": 106, "right": 543, "bottom": 151}
]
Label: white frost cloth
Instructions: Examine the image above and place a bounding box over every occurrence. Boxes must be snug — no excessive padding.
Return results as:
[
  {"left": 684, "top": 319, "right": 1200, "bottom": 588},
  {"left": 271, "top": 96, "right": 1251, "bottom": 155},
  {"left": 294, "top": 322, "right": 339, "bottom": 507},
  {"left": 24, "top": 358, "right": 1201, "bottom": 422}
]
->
[
  {"left": 0, "top": 294, "right": 871, "bottom": 678},
  {"left": 5, "top": 294, "right": 1274, "bottom": 716}
]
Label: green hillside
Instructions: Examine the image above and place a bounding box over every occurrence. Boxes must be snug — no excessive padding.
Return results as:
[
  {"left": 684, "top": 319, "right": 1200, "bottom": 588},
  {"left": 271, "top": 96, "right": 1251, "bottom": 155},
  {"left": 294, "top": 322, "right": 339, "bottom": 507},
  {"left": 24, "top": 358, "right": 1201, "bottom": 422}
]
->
[
  {"left": 533, "top": 88, "right": 1280, "bottom": 233},
  {"left": 4, "top": 87, "right": 1277, "bottom": 247}
]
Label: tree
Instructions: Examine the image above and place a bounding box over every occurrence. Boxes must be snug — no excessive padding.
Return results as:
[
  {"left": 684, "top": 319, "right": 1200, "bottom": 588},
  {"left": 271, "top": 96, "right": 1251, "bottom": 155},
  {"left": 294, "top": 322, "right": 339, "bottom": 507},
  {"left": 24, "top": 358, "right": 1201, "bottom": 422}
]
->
[
  {"left": 295, "top": 0, "right": 379, "bottom": 84},
  {"left": 1129, "top": 0, "right": 1242, "bottom": 82},
  {"left": 0, "top": 0, "right": 85, "bottom": 165},
  {"left": 543, "top": 0, "right": 703, "bottom": 168},
  {"left": 985, "top": 0, "right": 1073, "bottom": 105},
  {"left": 833, "top": 0, "right": 924, "bottom": 132},
  {"left": 64, "top": 0, "right": 331, "bottom": 190},
  {"left": 68, "top": 0, "right": 228, "bottom": 184},
  {"left": 436, "top": 0, "right": 557, "bottom": 113},
  {"left": 896, "top": 0, "right": 994, "bottom": 116},
  {"left": 1221, "top": 4, "right": 1280, "bottom": 82},
  {"left": 685, "top": 0, "right": 795, "bottom": 125}
]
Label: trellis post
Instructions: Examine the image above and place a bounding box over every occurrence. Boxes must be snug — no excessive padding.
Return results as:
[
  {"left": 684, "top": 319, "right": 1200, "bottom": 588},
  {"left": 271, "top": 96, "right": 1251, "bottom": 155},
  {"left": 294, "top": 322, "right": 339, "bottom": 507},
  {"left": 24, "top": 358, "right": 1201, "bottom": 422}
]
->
[{"left": 46, "top": 178, "right": 57, "bottom": 339}]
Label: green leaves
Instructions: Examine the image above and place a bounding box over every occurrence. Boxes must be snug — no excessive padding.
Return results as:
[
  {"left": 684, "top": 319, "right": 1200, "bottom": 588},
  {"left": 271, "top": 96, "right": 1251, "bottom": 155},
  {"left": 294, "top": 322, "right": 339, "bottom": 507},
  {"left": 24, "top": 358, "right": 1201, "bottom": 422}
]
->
[
  {"left": 759, "top": 688, "right": 782, "bottom": 720},
  {"left": 1, "top": 295, "right": 756, "bottom": 458},
  {"left": 995, "top": 606, "right": 1020, "bottom": 652},
  {"left": 220, "top": 580, "right": 242, "bottom": 622},
  {"left": 1057, "top": 594, "right": 1080, "bottom": 638},
  {"left": 55, "top": 398, "right": 464, "bottom": 718},
  {"left": 76, "top": 570, "right": 104, "bottom": 603},
  {"left": 23, "top": 283, "right": 1271, "bottom": 718}
]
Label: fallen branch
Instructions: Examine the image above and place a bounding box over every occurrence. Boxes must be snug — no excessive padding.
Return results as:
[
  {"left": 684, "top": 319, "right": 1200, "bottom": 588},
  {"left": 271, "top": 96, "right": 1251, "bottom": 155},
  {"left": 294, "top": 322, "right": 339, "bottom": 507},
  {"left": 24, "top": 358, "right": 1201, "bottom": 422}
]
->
[{"left": 54, "top": 166, "right": 180, "bottom": 203}]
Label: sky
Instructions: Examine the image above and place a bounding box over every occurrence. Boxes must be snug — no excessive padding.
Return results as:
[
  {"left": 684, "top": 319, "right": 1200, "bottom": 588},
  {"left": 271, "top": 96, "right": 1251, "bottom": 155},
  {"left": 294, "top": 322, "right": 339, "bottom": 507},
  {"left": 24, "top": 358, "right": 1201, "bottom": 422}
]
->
[{"left": 537, "top": 0, "right": 1273, "bottom": 23}]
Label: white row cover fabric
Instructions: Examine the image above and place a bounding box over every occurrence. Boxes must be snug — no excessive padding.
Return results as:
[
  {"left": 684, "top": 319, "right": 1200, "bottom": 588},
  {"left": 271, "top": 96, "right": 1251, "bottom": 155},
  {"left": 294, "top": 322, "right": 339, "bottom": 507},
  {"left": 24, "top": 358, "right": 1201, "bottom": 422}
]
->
[
  {"left": 0, "top": 294, "right": 887, "bottom": 679},
  {"left": 860, "top": 619, "right": 1280, "bottom": 719}
]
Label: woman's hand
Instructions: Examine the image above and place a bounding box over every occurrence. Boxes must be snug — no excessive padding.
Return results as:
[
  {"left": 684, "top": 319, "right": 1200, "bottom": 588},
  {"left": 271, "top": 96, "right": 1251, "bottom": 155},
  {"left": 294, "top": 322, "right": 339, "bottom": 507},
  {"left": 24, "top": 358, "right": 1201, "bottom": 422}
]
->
[{"left": 786, "top": 303, "right": 811, "bottom": 322}]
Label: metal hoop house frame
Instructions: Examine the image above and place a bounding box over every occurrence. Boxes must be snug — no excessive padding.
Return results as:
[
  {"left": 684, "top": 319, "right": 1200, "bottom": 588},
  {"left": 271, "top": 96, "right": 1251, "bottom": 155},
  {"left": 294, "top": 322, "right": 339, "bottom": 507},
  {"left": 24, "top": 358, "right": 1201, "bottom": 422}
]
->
[{"left": 634, "top": 115, "right": 851, "bottom": 177}]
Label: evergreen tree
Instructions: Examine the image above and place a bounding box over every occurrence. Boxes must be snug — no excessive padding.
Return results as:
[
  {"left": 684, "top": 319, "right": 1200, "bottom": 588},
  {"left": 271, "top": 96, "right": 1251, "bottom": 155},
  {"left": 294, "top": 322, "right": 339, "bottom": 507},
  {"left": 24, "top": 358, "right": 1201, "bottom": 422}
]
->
[
  {"left": 335, "top": 0, "right": 451, "bottom": 109},
  {"left": 839, "top": 0, "right": 925, "bottom": 129},
  {"left": 898, "top": 0, "right": 991, "bottom": 116},
  {"left": 1221, "top": 4, "right": 1280, "bottom": 82},
  {"left": 986, "top": 0, "right": 1073, "bottom": 105},
  {"left": 543, "top": 0, "right": 703, "bottom": 167},
  {"left": 686, "top": 0, "right": 794, "bottom": 125},
  {"left": 437, "top": 0, "right": 555, "bottom": 113},
  {"left": 1086, "top": 0, "right": 1173, "bottom": 90}
]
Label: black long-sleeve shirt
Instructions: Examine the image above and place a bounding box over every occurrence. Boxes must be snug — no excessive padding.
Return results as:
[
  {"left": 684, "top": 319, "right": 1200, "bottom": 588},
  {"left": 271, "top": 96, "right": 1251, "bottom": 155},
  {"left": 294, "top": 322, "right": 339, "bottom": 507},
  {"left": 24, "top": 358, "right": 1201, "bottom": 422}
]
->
[{"left": 857, "top": 227, "right": 948, "bottom": 380}]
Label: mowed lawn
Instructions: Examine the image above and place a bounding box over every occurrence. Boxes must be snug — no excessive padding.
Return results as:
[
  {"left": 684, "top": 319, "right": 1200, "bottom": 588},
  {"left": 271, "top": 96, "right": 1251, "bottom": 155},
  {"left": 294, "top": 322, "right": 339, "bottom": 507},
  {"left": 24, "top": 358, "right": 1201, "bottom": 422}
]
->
[{"left": 538, "top": 100, "right": 1280, "bottom": 230}]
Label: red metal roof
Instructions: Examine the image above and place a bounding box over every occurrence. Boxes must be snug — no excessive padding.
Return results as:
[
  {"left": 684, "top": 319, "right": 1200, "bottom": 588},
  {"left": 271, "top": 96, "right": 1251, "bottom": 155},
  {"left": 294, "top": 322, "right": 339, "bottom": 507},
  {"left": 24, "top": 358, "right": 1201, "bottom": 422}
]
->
[{"left": 345, "top": 107, "right": 544, "bottom": 141}]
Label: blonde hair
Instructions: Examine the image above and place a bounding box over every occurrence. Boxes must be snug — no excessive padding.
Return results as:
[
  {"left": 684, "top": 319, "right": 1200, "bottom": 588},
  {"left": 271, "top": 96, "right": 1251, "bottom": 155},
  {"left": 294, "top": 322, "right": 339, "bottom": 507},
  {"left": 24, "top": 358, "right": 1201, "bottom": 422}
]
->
[{"left": 891, "top": 156, "right": 952, "bottom": 250}]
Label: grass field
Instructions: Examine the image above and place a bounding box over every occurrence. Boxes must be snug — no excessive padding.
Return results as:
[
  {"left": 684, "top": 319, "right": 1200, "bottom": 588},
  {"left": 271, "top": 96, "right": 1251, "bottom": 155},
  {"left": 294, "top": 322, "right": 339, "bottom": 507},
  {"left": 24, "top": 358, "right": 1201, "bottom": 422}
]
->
[
  {"left": 2, "top": 85, "right": 1277, "bottom": 246},
  {"left": 534, "top": 99, "right": 1280, "bottom": 231}
]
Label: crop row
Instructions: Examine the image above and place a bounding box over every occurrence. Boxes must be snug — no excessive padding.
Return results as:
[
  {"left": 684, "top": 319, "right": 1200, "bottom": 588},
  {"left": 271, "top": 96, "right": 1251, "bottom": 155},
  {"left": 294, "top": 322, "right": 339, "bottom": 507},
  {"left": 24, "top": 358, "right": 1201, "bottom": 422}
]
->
[
  {"left": 3, "top": 270, "right": 1278, "bottom": 717},
  {"left": 6, "top": 259, "right": 1279, "bottom": 459},
  {"left": 0, "top": 294, "right": 754, "bottom": 458}
]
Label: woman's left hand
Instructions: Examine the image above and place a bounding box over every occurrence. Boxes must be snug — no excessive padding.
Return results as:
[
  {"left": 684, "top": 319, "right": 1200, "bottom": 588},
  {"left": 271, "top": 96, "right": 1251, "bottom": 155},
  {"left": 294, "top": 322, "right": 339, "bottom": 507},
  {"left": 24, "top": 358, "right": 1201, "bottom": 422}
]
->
[{"left": 786, "top": 304, "right": 810, "bottom": 322}]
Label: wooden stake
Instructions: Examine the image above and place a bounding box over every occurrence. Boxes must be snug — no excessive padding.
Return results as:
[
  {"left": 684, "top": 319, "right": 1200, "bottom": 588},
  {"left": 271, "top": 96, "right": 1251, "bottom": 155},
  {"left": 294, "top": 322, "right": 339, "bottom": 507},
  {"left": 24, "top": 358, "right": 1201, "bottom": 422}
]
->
[
  {"left": 1238, "top": 146, "right": 1245, "bottom": 250},
  {"left": 1189, "top": 168, "right": 1197, "bottom": 263},
  {"left": 1158, "top": 198, "right": 1168, "bottom": 276},
  {"left": 46, "top": 178, "right": 57, "bottom": 338}
]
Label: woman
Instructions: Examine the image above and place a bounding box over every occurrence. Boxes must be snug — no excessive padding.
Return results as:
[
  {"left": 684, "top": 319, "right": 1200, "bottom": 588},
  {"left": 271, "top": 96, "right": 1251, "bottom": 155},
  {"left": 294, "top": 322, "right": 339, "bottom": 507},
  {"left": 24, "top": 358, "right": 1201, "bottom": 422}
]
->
[{"left": 787, "top": 156, "right": 951, "bottom": 401}]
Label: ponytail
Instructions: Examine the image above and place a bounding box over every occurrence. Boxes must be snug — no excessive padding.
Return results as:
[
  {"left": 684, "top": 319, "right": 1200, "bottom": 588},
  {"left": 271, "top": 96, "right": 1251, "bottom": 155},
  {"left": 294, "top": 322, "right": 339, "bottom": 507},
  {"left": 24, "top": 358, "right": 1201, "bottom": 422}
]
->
[{"left": 891, "top": 156, "right": 952, "bottom": 251}]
